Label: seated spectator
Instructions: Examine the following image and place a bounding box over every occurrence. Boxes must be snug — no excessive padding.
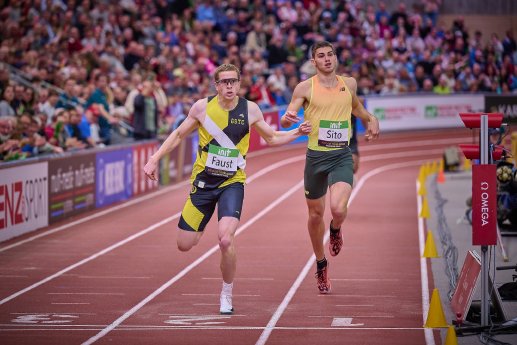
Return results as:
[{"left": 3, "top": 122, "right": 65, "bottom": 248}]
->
[
  {"left": 20, "top": 116, "right": 63, "bottom": 157},
  {"left": 433, "top": 74, "right": 452, "bottom": 94},
  {"left": 0, "top": 116, "right": 22, "bottom": 161},
  {"left": 0, "top": 85, "right": 16, "bottom": 117},
  {"left": 248, "top": 76, "right": 275, "bottom": 109},
  {"left": 67, "top": 107, "right": 96, "bottom": 148}
]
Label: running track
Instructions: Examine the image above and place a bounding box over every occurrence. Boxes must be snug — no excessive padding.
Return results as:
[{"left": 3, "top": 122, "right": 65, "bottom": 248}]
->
[{"left": 0, "top": 129, "right": 473, "bottom": 345}]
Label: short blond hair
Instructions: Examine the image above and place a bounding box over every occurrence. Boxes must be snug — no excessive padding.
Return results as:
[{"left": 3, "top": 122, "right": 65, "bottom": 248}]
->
[{"left": 214, "top": 63, "right": 241, "bottom": 82}]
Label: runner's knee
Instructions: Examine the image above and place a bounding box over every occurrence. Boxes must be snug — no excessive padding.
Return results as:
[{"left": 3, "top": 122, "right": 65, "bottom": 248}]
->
[
  {"left": 177, "top": 241, "right": 194, "bottom": 252},
  {"left": 330, "top": 203, "right": 347, "bottom": 222},
  {"left": 308, "top": 208, "right": 324, "bottom": 223},
  {"left": 219, "top": 234, "right": 233, "bottom": 252}
]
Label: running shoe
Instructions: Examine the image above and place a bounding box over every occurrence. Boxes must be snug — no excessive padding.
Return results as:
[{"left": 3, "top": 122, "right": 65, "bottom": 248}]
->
[
  {"left": 220, "top": 293, "right": 234, "bottom": 315},
  {"left": 315, "top": 265, "right": 331, "bottom": 294},
  {"left": 329, "top": 225, "right": 343, "bottom": 257}
]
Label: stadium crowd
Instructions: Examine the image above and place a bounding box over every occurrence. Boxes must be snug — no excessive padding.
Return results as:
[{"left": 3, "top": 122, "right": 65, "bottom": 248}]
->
[{"left": 0, "top": 0, "right": 516, "bottom": 161}]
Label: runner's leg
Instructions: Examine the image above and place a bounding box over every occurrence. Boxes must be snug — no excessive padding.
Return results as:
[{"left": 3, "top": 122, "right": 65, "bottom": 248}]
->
[{"left": 306, "top": 196, "right": 326, "bottom": 261}]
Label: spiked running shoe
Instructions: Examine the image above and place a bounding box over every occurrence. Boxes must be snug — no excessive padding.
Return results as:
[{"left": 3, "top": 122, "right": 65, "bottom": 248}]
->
[
  {"left": 329, "top": 226, "right": 343, "bottom": 257},
  {"left": 220, "top": 293, "right": 234, "bottom": 315},
  {"left": 315, "top": 265, "right": 331, "bottom": 294}
]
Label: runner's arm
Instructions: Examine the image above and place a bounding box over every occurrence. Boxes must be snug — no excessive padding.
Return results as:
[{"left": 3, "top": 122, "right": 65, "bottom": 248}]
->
[
  {"left": 347, "top": 78, "right": 379, "bottom": 141},
  {"left": 280, "top": 82, "right": 308, "bottom": 128},
  {"left": 249, "top": 101, "right": 311, "bottom": 146},
  {"left": 143, "top": 100, "right": 201, "bottom": 180}
]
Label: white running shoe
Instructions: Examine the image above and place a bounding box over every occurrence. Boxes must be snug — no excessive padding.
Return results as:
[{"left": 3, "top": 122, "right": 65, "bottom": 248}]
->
[{"left": 220, "top": 293, "right": 233, "bottom": 315}]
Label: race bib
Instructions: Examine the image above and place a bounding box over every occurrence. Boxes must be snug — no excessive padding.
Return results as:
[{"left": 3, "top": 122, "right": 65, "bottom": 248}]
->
[
  {"left": 318, "top": 120, "right": 349, "bottom": 148},
  {"left": 205, "top": 144, "right": 239, "bottom": 177}
]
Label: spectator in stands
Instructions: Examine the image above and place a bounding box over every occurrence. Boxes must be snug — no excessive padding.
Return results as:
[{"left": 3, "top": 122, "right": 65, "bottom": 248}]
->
[
  {"left": 0, "top": 85, "right": 16, "bottom": 117},
  {"left": 56, "top": 78, "right": 82, "bottom": 110},
  {"left": 67, "top": 107, "right": 96, "bottom": 148},
  {"left": 20, "top": 115, "right": 64, "bottom": 156},
  {"left": 132, "top": 80, "right": 159, "bottom": 140},
  {"left": 0, "top": 116, "right": 21, "bottom": 161},
  {"left": 433, "top": 74, "right": 452, "bottom": 94},
  {"left": 248, "top": 75, "right": 275, "bottom": 109},
  {"left": 85, "top": 74, "right": 115, "bottom": 145}
]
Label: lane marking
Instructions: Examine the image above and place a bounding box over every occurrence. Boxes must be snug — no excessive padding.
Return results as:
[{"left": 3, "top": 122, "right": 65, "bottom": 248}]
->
[
  {"left": 317, "top": 294, "right": 396, "bottom": 298},
  {"left": 255, "top": 159, "right": 429, "bottom": 345},
  {"left": 331, "top": 318, "right": 364, "bottom": 327},
  {"left": 81, "top": 181, "right": 305, "bottom": 345},
  {"left": 201, "top": 277, "right": 274, "bottom": 281},
  {"left": 417, "top": 181, "right": 435, "bottom": 345},
  {"left": 181, "top": 294, "right": 260, "bottom": 297},
  {"left": 63, "top": 275, "right": 152, "bottom": 279},
  {"left": 47, "top": 293, "right": 125, "bottom": 296},
  {"left": 308, "top": 315, "right": 394, "bottom": 319},
  {"left": 331, "top": 278, "right": 399, "bottom": 281},
  {"left": 51, "top": 303, "right": 91, "bottom": 305}
]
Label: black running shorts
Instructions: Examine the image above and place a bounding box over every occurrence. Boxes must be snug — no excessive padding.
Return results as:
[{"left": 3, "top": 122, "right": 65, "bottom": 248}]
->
[
  {"left": 178, "top": 182, "right": 244, "bottom": 232},
  {"left": 304, "top": 148, "right": 354, "bottom": 200}
]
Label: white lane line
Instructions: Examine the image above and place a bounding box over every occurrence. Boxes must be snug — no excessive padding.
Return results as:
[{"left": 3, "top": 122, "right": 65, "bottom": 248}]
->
[
  {"left": 0, "top": 181, "right": 190, "bottom": 253},
  {"left": 51, "top": 303, "right": 91, "bottom": 305},
  {"left": 65, "top": 275, "right": 151, "bottom": 279},
  {"left": 331, "top": 278, "right": 399, "bottom": 281},
  {"left": 201, "top": 278, "right": 274, "bottom": 281},
  {"left": 310, "top": 315, "right": 394, "bottom": 319},
  {"left": 181, "top": 294, "right": 260, "bottom": 297},
  {"left": 47, "top": 293, "right": 125, "bottom": 296},
  {"left": 255, "top": 159, "right": 427, "bottom": 345},
  {"left": 317, "top": 294, "right": 396, "bottom": 298},
  {"left": 417, "top": 180, "right": 435, "bottom": 345},
  {"left": 81, "top": 180, "right": 305, "bottom": 345}
]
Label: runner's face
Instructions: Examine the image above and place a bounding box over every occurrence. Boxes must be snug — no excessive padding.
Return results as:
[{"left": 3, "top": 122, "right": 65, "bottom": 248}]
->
[
  {"left": 215, "top": 71, "right": 240, "bottom": 101},
  {"left": 312, "top": 47, "right": 336, "bottom": 73}
]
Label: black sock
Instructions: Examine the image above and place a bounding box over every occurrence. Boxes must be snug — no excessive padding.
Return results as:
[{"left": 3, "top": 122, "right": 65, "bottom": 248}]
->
[
  {"left": 330, "top": 220, "right": 340, "bottom": 233},
  {"left": 316, "top": 257, "right": 327, "bottom": 271}
]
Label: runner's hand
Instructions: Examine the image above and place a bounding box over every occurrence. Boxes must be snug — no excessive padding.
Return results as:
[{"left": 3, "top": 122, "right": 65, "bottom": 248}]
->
[
  {"left": 282, "top": 110, "right": 301, "bottom": 126},
  {"left": 144, "top": 160, "right": 158, "bottom": 181},
  {"left": 298, "top": 121, "right": 312, "bottom": 135},
  {"left": 365, "top": 116, "right": 380, "bottom": 141}
]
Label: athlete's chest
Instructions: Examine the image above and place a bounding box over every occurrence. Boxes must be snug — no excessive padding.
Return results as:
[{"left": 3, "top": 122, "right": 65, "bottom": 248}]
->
[{"left": 309, "top": 84, "right": 351, "bottom": 112}]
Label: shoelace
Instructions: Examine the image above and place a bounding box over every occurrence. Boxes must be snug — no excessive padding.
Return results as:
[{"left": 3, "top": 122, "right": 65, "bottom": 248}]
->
[{"left": 315, "top": 268, "right": 327, "bottom": 285}]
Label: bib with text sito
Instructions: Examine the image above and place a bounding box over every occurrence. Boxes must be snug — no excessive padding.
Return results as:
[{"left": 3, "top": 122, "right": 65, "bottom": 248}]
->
[
  {"left": 205, "top": 144, "right": 239, "bottom": 177},
  {"left": 318, "top": 120, "right": 349, "bottom": 148}
]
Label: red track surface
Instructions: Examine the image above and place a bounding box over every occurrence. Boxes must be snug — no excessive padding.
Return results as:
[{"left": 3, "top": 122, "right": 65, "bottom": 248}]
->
[{"left": 0, "top": 129, "right": 474, "bottom": 345}]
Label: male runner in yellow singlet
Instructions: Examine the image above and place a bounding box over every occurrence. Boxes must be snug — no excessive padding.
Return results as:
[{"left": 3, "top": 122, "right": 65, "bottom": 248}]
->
[
  {"left": 144, "top": 64, "right": 311, "bottom": 314},
  {"left": 280, "top": 41, "right": 380, "bottom": 293}
]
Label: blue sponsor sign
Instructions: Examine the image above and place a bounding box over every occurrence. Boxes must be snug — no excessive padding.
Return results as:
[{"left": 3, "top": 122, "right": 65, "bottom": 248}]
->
[{"left": 96, "top": 149, "right": 133, "bottom": 208}]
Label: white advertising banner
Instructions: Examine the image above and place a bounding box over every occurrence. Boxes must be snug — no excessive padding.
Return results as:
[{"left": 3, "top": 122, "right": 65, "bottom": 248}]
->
[
  {"left": 365, "top": 95, "right": 485, "bottom": 131},
  {"left": 0, "top": 162, "right": 49, "bottom": 242}
]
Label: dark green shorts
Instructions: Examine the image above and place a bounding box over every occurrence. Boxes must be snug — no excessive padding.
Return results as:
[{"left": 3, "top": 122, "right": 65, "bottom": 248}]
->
[
  {"left": 304, "top": 148, "right": 354, "bottom": 200},
  {"left": 178, "top": 183, "right": 244, "bottom": 232}
]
